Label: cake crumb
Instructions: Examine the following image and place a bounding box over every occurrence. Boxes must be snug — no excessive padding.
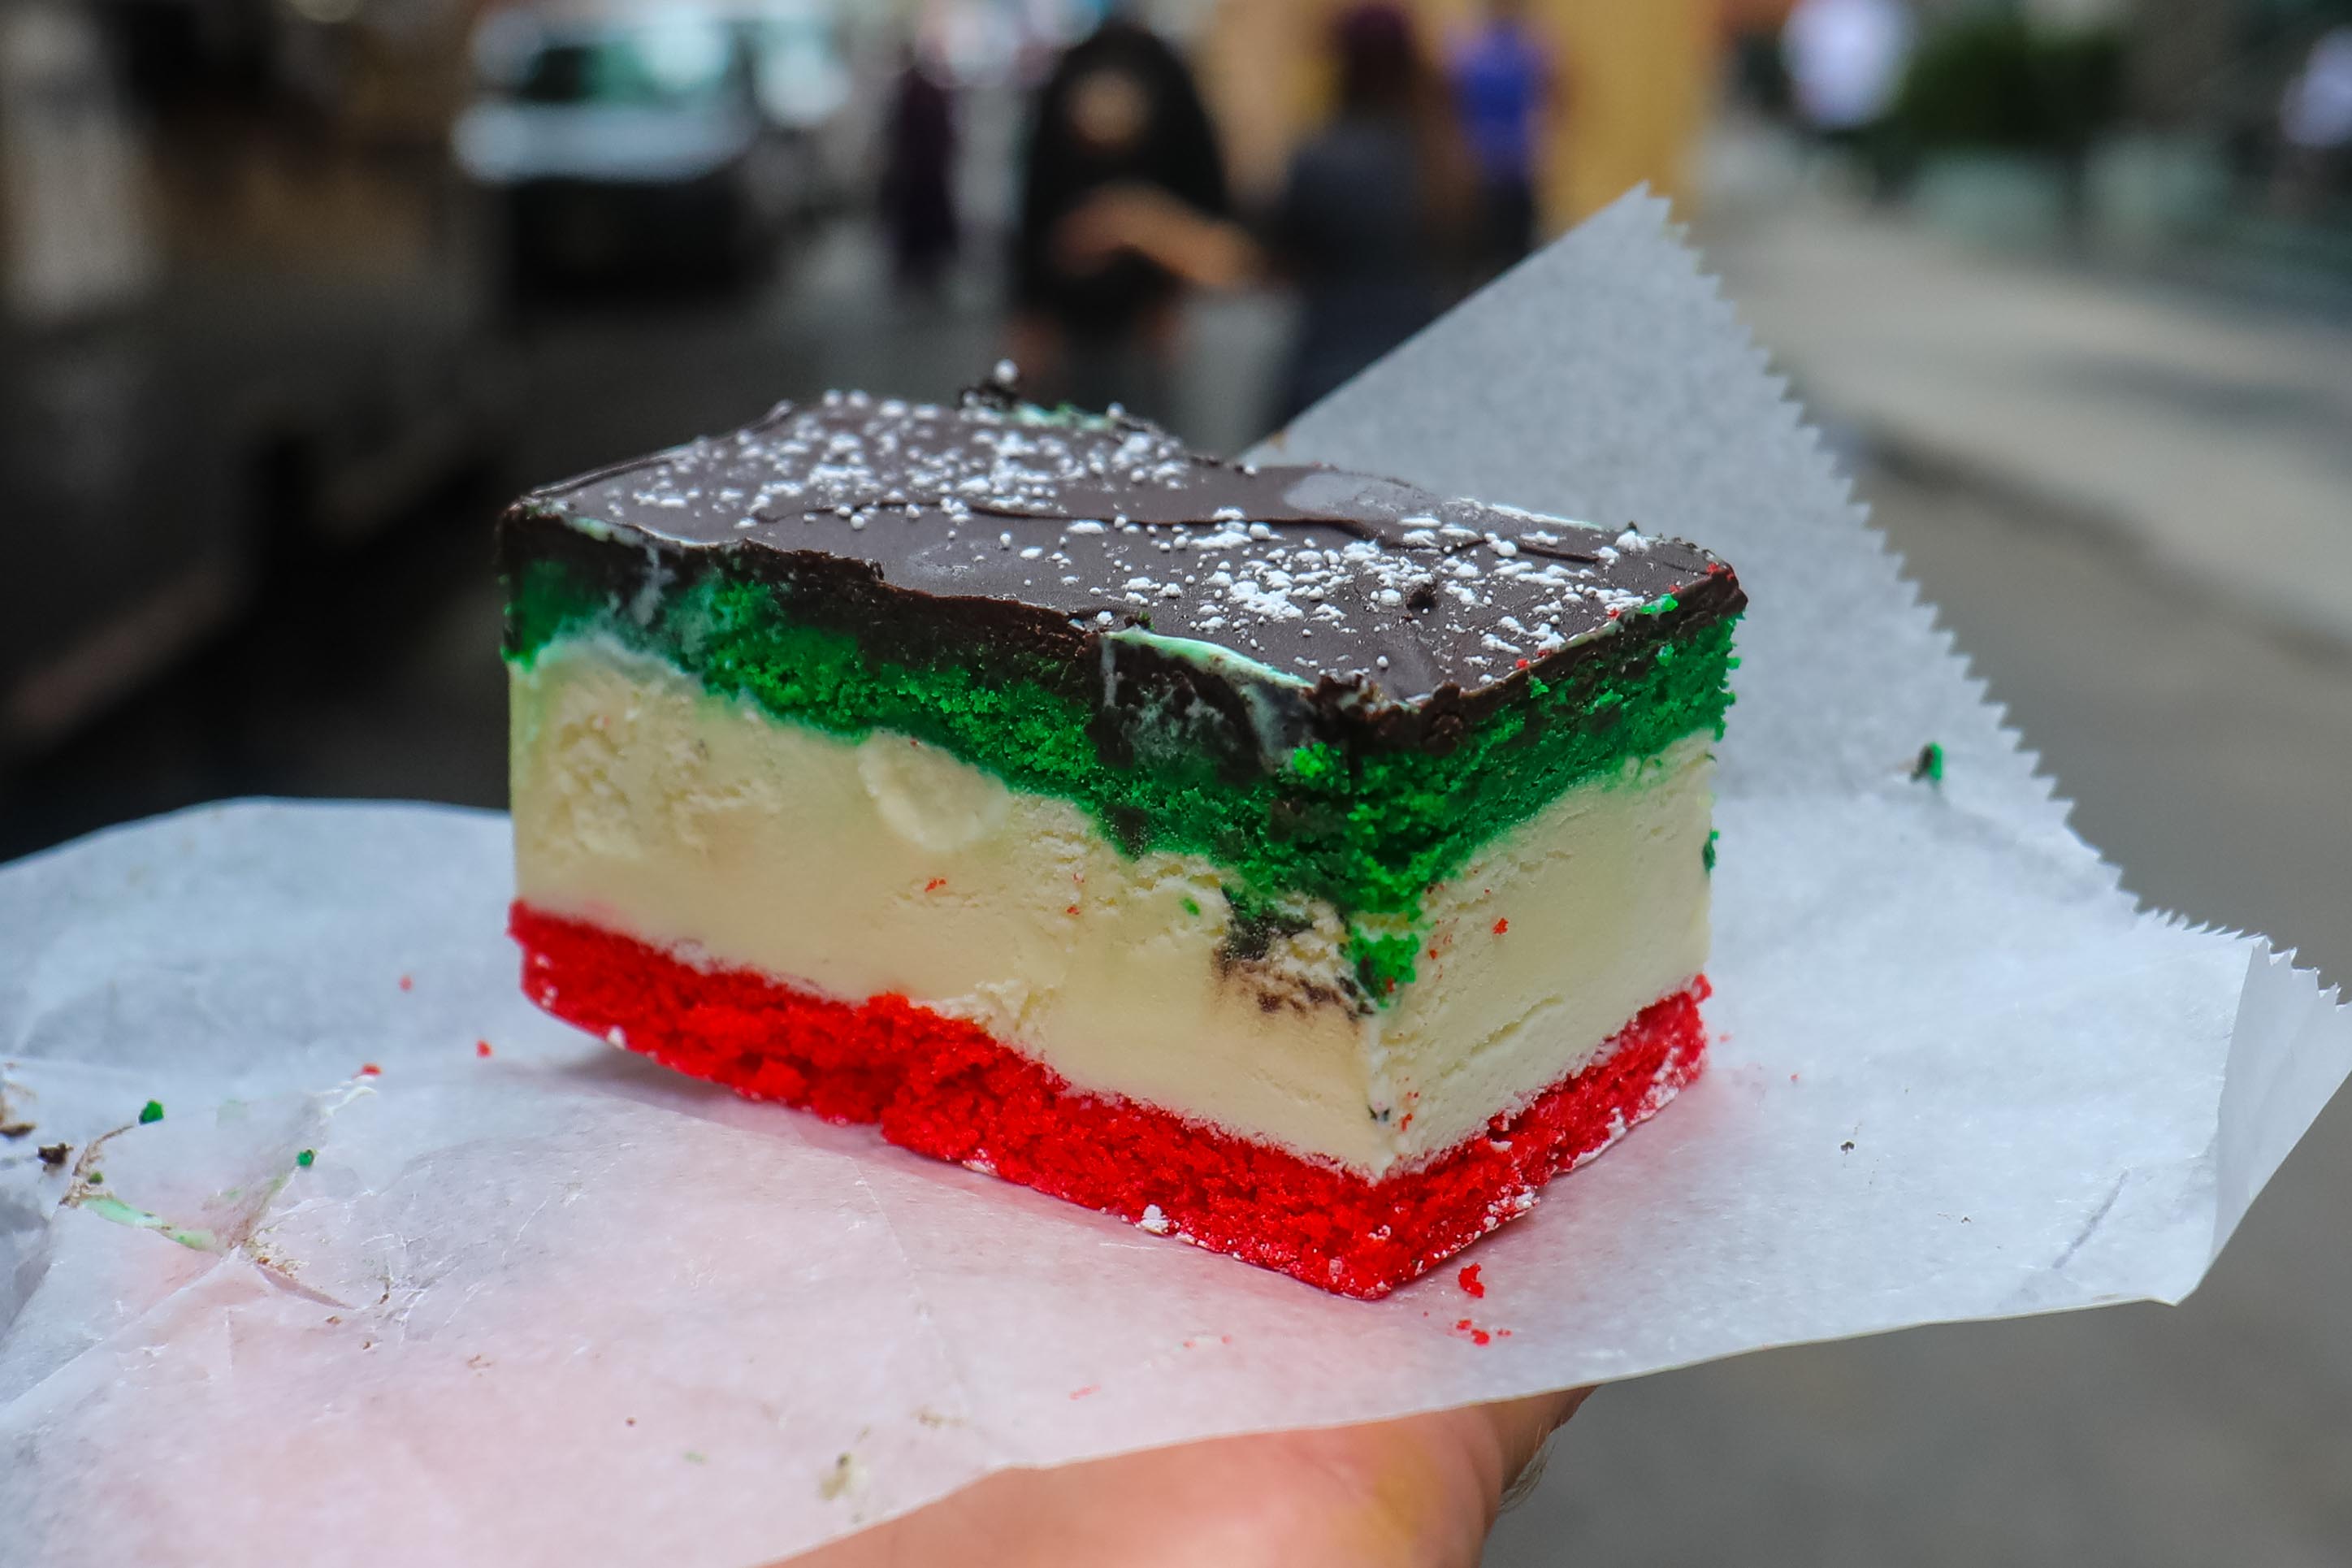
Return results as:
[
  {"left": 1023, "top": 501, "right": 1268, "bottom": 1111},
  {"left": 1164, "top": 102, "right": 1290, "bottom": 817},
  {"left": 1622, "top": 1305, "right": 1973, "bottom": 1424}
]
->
[
  {"left": 1458, "top": 1263, "right": 1485, "bottom": 1298},
  {"left": 398, "top": 975, "right": 413, "bottom": 992},
  {"left": 1912, "top": 742, "right": 1945, "bottom": 784},
  {"left": 357, "top": 1063, "right": 382, "bottom": 1077},
  {"left": 1138, "top": 1203, "right": 1172, "bottom": 1235},
  {"left": 819, "top": 1453, "right": 867, "bottom": 1501},
  {"left": 476, "top": 1040, "right": 494, "bottom": 1058},
  {"left": 38, "top": 1142, "right": 69, "bottom": 1168},
  {"left": 1492, "top": 917, "right": 1509, "bottom": 936},
  {"left": 139, "top": 1100, "right": 164, "bottom": 1124},
  {"left": 1453, "top": 1319, "right": 1492, "bottom": 1346}
]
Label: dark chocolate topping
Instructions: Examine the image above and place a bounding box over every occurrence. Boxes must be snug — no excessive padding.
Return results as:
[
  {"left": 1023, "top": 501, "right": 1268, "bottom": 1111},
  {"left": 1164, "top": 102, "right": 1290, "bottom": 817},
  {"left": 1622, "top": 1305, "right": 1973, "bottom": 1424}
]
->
[{"left": 517, "top": 389, "right": 1741, "bottom": 707}]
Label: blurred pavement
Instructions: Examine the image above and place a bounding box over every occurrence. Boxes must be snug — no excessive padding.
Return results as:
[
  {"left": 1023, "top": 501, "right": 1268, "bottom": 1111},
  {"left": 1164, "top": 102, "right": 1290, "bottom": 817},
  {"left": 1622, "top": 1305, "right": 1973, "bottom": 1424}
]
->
[{"left": 1702, "top": 181, "right": 2352, "bottom": 655}]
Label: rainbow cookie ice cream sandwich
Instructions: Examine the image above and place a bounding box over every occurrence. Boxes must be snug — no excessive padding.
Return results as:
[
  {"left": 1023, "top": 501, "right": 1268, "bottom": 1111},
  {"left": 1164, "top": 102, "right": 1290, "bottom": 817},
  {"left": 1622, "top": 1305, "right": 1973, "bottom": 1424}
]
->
[{"left": 501, "top": 385, "right": 1743, "bottom": 1297}]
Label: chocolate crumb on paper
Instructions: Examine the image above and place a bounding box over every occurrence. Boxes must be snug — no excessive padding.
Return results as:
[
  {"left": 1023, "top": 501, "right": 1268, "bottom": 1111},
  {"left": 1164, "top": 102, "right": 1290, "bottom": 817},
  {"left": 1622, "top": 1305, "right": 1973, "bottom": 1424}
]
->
[{"left": 0, "top": 1081, "right": 32, "bottom": 1138}]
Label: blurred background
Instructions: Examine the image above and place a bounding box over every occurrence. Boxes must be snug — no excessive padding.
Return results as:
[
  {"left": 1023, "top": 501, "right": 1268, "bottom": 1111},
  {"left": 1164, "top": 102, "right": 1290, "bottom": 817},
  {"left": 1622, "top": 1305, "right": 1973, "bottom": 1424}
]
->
[{"left": 2, "top": 0, "right": 2348, "bottom": 1561}]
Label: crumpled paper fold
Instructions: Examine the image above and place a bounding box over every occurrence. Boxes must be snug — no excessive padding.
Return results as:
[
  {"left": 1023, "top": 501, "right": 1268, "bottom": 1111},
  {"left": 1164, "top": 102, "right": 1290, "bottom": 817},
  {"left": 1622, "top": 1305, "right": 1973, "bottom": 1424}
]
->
[{"left": 2, "top": 193, "right": 2345, "bottom": 1567}]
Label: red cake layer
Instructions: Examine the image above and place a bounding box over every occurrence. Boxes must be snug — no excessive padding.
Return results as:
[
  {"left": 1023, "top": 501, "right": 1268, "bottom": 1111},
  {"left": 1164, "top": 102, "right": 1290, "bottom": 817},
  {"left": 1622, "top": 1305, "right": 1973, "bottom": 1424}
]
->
[{"left": 511, "top": 904, "right": 1706, "bottom": 1299}]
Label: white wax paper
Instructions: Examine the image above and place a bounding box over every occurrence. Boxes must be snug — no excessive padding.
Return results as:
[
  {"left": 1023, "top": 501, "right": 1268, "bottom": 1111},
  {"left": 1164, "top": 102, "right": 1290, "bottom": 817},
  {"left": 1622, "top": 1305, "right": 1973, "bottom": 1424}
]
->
[{"left": 2, "top": 193, "right": 2346, "bottom": 1566}]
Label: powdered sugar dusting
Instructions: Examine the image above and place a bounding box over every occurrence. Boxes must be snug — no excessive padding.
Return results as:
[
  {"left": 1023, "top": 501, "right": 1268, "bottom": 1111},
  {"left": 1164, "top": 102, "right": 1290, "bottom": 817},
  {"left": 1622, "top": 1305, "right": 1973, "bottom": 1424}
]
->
[{"left": 530, "top": 391, "right": 1730, "bottom": 704}]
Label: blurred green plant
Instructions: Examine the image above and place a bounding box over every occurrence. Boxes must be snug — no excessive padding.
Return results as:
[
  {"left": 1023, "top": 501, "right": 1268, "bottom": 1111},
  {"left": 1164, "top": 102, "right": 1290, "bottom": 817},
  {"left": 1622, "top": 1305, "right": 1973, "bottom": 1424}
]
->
[{"left": 1893, "top": 13, "right": 2127, "bottom": 157}]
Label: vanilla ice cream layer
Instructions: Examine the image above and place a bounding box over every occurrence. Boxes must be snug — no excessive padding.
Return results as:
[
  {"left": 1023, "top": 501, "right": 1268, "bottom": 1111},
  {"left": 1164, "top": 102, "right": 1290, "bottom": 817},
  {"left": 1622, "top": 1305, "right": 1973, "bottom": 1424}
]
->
[{"left": 512, "top": 635, "right": 1715, "bottom": 1176}]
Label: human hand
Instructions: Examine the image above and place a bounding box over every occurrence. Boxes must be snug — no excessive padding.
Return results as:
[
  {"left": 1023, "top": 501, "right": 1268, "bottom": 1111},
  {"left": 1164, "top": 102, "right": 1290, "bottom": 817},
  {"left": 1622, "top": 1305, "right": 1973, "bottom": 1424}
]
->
[
  {"left": 1051, "top": 184, "right": 1258, "bottom": 288},
  {"left": 1051, "top": 182, "right": 1187, "bottom": 274},
  {"left": 785, "top": 1388, "right": 1586, "bottom": 1567}
]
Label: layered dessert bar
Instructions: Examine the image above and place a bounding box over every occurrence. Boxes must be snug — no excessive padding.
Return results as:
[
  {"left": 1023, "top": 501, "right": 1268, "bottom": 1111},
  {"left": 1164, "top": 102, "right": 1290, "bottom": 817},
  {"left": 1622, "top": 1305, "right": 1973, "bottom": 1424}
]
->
[{"left": 502, "top": 385, "right": 1743, "bottom": 1298}]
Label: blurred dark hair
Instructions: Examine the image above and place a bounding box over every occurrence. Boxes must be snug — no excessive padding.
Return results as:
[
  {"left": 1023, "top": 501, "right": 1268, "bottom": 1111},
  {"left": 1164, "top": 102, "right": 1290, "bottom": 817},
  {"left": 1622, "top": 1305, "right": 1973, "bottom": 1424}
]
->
[
  {"left": 1334, "top": 3, "right": 1418, "bottom": 115},
  {"left": 1033, "top": 19, "right": 1226, "bottom": 180}
]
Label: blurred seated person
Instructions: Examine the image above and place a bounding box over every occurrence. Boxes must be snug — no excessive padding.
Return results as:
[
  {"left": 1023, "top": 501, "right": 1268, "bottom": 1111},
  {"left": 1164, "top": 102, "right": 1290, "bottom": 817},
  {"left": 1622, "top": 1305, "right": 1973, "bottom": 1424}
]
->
[
  {"left": 1011, "top": 18, "right": 1231, "bottom": 418},
  {"left": 1045, "top": 5, "right": 1469, "bottom": 429}
]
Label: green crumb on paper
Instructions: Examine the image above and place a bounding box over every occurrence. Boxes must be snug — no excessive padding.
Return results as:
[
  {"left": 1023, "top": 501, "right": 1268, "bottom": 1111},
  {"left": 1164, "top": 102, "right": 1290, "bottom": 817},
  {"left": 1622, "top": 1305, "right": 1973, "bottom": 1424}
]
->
[
  {"left": 139, "top": 1100, "right": 164, "bottom": 1124},
  {"left": 1703, "top": 829, "right": 1720, "bottom": 874},
  {"left": 87, "top": 1171, "right": 103, "bottom": 1185},
  {"left": 81, "top": 1194, "right": 217, "bottom": 1250},
  {"left": 1912, "top": 742, "right": 1945, "bottom": 785},
  {"left": 296, "top": 1149, "right": 316, "bottom": 1169}
]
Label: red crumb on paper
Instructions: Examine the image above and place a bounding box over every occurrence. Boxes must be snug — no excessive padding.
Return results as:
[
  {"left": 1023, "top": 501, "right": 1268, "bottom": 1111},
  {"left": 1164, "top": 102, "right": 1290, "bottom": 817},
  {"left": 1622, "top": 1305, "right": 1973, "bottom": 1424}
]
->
[
  {"left": 398, "top": 975, "right": 413, "bottom": 992},
  {"left": 1492, "top": 918, "right": 1509, "bottom": 936},
  {"left": 1069, "top": 1385, "right": 1098, "bottom": 1401},
  {"left": 476, "top": 1041, "right": 494, "bottom": 1058},
  {"left": 358, "top": 1063, "right": 382, "bottom": 1077},
  {"left": 1453, "top": 1319, "right": 1492, "bottom": 1347},
  {"left": 509, "top": 906, "right": 1709, "bottom": 1300},
  {"left": 1458, "top": 1263, "right": 1485, "bottom": 1298},
  {"left": 925, "top": 878, "right": 947, "bottom": 892},
  {"left": 1065, "top": 903, "right": 1080, "bottom": 916}
]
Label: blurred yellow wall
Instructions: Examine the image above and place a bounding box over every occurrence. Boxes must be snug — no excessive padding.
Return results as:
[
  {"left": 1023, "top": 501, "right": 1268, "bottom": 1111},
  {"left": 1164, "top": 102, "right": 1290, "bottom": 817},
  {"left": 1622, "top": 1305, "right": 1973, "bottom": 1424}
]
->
[{"left": 1199, "top": 0, "right": 1722, "bottom": 226}]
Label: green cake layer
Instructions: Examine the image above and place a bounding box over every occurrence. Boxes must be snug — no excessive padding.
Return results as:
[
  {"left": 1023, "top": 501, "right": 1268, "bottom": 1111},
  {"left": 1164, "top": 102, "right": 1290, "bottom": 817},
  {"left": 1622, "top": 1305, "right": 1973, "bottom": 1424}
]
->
[{"left": 507, "top": 552, "right": 1738, "bottom": 995}]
